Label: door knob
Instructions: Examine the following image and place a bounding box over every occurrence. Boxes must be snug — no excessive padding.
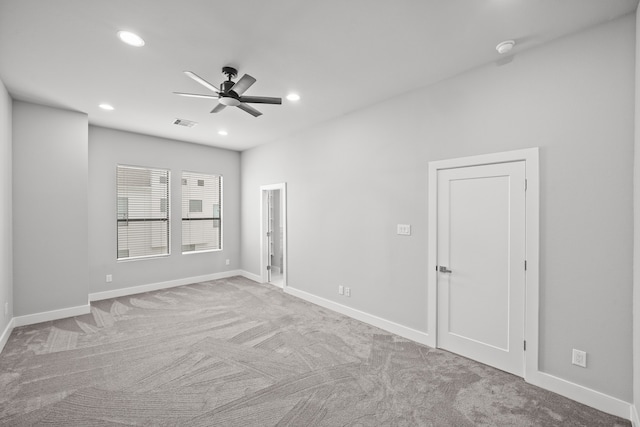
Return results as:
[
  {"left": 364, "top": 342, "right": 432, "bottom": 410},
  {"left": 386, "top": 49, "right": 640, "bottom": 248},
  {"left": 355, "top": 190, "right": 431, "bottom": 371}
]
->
[{"left": 439, "top": 266, "right": 452, "bottom": 273}]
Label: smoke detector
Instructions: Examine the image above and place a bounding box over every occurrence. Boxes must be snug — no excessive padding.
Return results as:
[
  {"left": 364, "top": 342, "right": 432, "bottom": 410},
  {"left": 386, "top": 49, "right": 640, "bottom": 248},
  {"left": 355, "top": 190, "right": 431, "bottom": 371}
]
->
[{"left": 496, "top": 40, "right": 515, "bottom": 54}]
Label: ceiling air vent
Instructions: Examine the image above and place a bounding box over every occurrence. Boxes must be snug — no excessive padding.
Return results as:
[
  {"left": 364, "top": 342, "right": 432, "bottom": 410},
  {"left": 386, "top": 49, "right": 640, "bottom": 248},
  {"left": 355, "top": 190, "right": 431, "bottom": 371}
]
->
[{"left": 172, "top": 118, "right": 197, "bottom": 128}]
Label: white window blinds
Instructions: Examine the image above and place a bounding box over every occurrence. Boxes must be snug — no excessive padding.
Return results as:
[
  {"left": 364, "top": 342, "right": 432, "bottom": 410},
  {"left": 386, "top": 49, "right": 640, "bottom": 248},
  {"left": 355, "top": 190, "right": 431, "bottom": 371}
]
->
[
  {"left": 182, "top": 171, "right": 222, "bottom": 253},
  {"left": 117, "top": 165, "right": 170, "bottom": 260}
]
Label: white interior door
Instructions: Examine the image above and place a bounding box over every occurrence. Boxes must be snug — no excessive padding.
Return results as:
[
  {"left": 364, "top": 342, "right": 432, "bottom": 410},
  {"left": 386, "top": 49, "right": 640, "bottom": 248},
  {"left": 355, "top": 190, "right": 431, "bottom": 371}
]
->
[{"left": 437, "top": 161, "right": 526, "bottom": 376}]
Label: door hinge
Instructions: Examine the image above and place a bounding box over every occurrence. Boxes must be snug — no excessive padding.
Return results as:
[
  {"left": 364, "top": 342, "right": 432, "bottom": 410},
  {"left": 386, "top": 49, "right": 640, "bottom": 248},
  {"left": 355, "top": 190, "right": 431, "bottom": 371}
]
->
[
  {"left": 525, "top": 179, "right": 528, "bottom": 191},
  {"left": 266, "top": 266, "right": 271, "bottom": 271},
  {"left": 524, "top": 260, "right": 527, "bottom": 271},
  {"left": 524, "top": 340, "right": 527, "bottom": 351}
]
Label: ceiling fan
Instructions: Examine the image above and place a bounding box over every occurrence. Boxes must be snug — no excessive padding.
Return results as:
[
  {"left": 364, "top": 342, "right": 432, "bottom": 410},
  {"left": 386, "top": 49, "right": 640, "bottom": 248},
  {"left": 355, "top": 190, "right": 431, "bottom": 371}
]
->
[{"left": 174, "top": 66, "right": 281, "bottom": 117}]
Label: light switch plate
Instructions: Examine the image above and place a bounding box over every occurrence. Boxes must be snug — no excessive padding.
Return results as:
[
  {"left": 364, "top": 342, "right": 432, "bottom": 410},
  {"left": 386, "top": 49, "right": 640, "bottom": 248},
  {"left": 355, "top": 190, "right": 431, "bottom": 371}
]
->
[{"left": 397, "top": 224, "right": 411, "bottom": 236}]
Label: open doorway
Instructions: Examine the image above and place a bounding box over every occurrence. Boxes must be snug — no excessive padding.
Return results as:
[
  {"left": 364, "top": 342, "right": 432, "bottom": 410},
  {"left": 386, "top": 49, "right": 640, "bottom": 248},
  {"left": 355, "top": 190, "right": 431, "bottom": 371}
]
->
[{"left": 260, "top": 183, "right": 287, "bottom": 288}]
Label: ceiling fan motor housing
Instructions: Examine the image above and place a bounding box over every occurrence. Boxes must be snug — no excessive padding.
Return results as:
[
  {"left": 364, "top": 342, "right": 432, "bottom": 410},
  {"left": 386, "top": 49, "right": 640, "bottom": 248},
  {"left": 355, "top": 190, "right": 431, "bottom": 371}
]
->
[
  {"left": 220, "top": 80, "right": 236, "bottom": 93},
  {"left": 219, "top": 78, "right": 240, "bottom": 106}
]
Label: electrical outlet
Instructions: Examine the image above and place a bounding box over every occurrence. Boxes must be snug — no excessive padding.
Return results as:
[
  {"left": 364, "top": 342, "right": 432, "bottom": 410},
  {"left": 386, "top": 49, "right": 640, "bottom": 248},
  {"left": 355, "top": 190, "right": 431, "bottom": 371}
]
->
[
  {"left": 338, "top": 285, "right": 344, "bottom": 295},
  {"left": 225, "top": 259, "right": 230, "bottom": 266},
  {"left": 572, "top": 349, "right": 587, "bottom": 368},
  {"left": 106, "top": 274, "right": 112, "bottom": 283},
  {"left": 345, "top": 287, "right": 351, "bottom": 297}
]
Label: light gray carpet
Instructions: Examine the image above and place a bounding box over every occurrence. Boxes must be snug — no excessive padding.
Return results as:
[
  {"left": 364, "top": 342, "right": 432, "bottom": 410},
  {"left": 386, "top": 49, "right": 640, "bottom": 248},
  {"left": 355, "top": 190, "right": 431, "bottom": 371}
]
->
[{"left": 0, "top": 276, "right": 630, "bottom": 426}]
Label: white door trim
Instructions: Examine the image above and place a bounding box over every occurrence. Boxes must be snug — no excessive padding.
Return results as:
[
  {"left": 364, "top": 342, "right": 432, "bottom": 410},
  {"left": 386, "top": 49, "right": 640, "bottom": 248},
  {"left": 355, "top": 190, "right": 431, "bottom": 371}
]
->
[
  {"left": 427, "top": 147, "right": 539, "bottom": 381},
  {"left": 260, "top": 183, "right": 288, "bottom": 288}
]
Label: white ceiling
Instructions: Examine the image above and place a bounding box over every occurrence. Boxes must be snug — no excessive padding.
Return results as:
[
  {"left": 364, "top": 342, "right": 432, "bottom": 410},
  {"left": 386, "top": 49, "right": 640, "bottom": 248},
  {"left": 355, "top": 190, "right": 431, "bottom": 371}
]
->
[{"left": 0, "top": 0, "right": 637, "bottom": 151}]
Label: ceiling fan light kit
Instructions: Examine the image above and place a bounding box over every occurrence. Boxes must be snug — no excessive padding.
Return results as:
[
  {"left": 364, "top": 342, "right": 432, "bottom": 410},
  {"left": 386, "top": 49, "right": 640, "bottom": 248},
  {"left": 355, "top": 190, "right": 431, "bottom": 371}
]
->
[
  {"left": 219, "top": 97, "right": 241, "bottom": 107},
  {"left": 174, "top": 66, "right": 282, "bottom": 117}
]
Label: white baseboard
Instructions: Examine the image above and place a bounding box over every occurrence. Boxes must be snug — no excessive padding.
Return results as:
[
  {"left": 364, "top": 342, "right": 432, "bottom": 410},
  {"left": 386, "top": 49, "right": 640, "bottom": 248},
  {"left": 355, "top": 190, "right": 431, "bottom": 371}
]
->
[
  {"left": 12, "top": 304, "right": 91, "bottom": 328},
  {"left": 89, "top": 270, "right": 244, "bottom": 302},
  {"left": 1, "top": 271, "right": 247, "bottom": 355},
  {"left": 3, "top": 273, "right": 635, "bottom": 424},
  {"left": 0, "top": 318, "right": 14, "bottom": 353},
  {"left": 282, "top": 285, "right": 632, "bottom": 422},
  {"left": 239, "top": 270, "right": 262, "bottom": 283},
  {"left": 284, "top": 286, "right": 431, "bottom": 347},
  {"left": 527, "top": 371, "right": 632, "bottom": 421}
]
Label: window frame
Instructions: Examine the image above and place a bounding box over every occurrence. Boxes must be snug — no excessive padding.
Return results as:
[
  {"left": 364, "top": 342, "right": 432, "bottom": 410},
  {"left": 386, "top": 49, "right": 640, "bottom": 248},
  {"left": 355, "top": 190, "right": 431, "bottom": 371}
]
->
[
  {"left": 181, "top": 171, "right": 223, "bottom": 255},
  {"left": 116, "top": 164, "right": 171, "bottom": 262}
]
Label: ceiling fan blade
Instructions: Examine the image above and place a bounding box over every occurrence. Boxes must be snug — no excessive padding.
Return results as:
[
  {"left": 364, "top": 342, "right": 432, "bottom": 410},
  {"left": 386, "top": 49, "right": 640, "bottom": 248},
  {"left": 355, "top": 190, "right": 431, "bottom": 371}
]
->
[
  {"left": 238, "top": 96, "right": 282, "bottom": 105},
  {"left": 237, "top": 103, "right": 262, "bottom": 117},
  {"left": 174, "top": 92, "right": 218, "bottom": 99},
  {"left": 231, "top": 74, "right": 256, "bottom": 95},
  {"left": 184, "top": 71, "right": 220, "bottom": 93},
  {"left": 210, "top": 103, "right": 227, "bottom": 113}
]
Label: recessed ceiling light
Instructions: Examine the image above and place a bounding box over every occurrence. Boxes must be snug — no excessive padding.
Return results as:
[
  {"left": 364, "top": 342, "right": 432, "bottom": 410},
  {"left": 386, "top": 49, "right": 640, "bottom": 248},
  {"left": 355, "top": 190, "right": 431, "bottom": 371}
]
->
[
  {"left": 286, "top": 93, "right": 300, "bottom": 101},
  {"left": 496, "top": 40, "right": 515, "bottom": 54},
  {"left": 99, "top": 103, "right": 114, "bottom": 111},
  {"left": 117, "top": 30, "right": 145, "bottom": 47},
  {"left": 218, "top": 130, "right": 228, "bottom": 136}
]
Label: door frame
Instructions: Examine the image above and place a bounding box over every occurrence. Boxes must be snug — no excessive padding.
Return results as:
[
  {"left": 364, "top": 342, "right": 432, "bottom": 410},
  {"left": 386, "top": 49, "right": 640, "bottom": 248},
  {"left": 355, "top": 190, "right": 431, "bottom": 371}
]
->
[
  {"left": 427, "top": 148, "right": 539, "bottom": 380},
  {"left": 260, "top": 183, "right": 287, "bottom": 288}
]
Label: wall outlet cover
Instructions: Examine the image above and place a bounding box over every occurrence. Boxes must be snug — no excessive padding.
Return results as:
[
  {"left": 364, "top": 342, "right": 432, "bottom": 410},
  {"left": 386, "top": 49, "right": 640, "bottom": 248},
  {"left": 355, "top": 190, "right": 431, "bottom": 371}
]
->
[{"left": 572, "top": 349, "right": 587, "bottom": 368}]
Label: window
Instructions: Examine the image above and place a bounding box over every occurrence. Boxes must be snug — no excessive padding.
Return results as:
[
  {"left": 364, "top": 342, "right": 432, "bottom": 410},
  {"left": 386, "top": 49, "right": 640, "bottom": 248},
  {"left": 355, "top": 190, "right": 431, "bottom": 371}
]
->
[
  {"left": 189, "top": 199, "right": 202, "bottom": 213},
  {"left": 182, "top": 171, "right": 222, "bottom": 253},
  {"left": 117, "top": 197, "right": 128, "bottom": 220},
  {"left": 117, "top": 165, "right": 170, "bottom": 260}
]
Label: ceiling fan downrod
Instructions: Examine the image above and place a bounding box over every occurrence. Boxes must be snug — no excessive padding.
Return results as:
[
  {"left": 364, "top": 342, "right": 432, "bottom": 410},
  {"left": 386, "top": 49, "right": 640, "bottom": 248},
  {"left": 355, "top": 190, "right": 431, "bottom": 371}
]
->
[
  {"left": 220, "top": 67, "right": 237, "bottom": 93},
  {"left": 222, "top": 66, "right": 237, "bottom": 80}
]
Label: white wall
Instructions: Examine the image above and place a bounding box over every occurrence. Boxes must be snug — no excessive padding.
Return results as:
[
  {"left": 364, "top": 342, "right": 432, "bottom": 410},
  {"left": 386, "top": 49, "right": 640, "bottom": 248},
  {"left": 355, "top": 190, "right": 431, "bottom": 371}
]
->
[
  {"left": 12, "top": 101, "right": 89, "bottom": 316},
  {"left": 88, "top": 126, "right": 241, "bottom": 294},
  {"left": 242, "top": 15, "right": 635, "bottom": 402},
  {"left": 633, "top": 6, "right": 640, "bottom": 423},
  {"left": 0, "top": 78, "right": 12, "bottom": 335}
]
